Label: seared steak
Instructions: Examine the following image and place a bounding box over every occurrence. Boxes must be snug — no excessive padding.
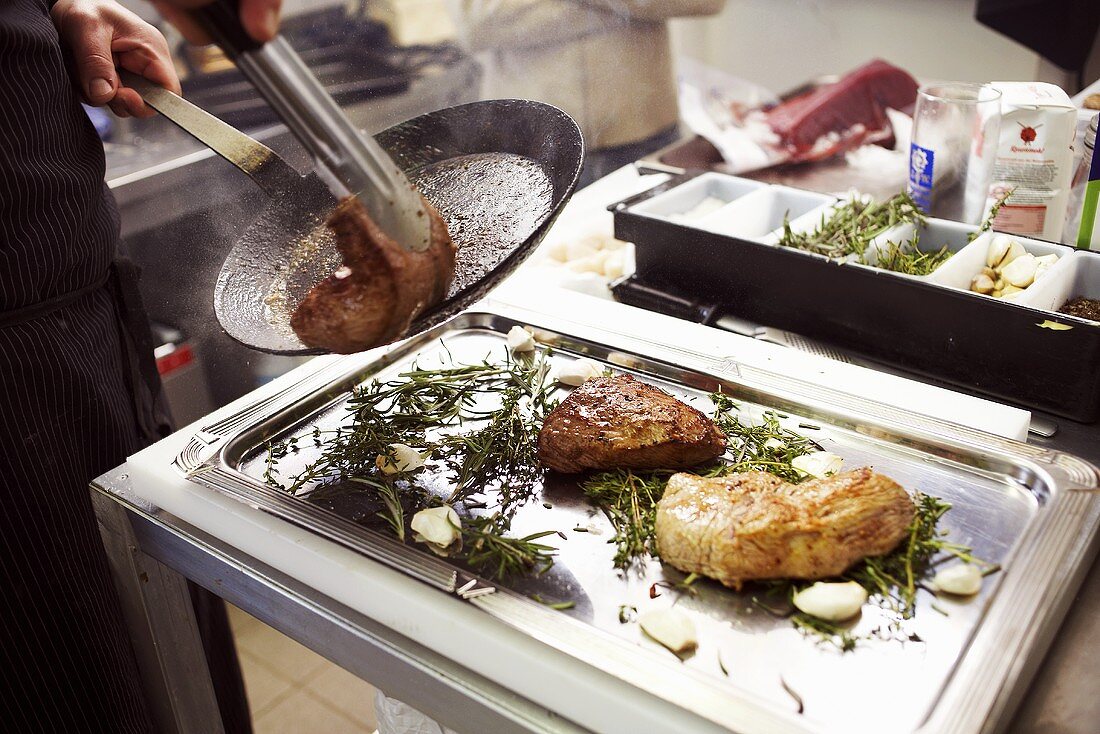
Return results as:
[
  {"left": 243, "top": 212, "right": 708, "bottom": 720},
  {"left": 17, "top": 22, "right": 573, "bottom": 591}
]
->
[
  {"left": 655, "top": 468, "right": 914, "bottom": 588},
  {"left": 538, "top": 375, "right": 727, "bottom": 473},
  {"left": 291, "top": 196, "right": 456, "bottom": 354}
]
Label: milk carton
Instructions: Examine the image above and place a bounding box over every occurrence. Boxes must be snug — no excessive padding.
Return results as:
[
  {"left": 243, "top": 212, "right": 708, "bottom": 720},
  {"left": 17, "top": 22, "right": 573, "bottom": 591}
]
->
[{"left": 985, "top": 82, "right": 1076, "bottom": 242}]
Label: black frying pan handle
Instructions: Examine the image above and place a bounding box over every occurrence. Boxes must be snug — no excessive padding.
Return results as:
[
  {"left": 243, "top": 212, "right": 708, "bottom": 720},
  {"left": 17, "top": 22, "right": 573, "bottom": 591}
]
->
[{"left": 190, "top": 0, "right": 263, "bottom": 58}]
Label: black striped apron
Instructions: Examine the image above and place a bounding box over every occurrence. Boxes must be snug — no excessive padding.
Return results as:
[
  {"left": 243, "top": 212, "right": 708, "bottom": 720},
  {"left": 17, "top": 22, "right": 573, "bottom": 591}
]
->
[{"left": 0, "top": 3, "right": 248, "bottom": 731}]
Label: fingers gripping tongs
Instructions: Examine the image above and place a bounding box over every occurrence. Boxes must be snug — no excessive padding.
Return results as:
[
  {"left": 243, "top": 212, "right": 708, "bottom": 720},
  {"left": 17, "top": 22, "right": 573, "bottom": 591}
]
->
[{"left": 187, "top": 0, "right": 431, "bottom": 251}]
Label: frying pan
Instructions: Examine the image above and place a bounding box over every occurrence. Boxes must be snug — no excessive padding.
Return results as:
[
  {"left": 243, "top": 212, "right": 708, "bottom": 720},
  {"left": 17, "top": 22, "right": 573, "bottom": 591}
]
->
[{"left": 124, "top": 75, "right": 584, "bottom": 355}]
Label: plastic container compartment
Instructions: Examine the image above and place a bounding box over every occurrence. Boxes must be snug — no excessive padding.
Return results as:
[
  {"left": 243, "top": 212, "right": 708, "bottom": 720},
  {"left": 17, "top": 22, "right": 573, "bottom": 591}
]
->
[
  {"left": 696, "top": 186, "right": 834, "bottom": 241},
  {"left": 1027, "top": 249, "right": 1100, "bottom": 320},
  {"left": 929, "top": 231, "right": 1073, "bottom": 307},
  {"left": 629, "top": 172, "right": 766, "bottom": 222},
  {"left": 862, "top": 218, "right": 976, "bottom": 273}
]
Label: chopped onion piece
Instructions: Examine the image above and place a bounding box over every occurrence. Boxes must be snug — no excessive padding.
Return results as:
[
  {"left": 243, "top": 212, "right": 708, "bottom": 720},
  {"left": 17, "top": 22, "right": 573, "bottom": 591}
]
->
[
  {"left": 638, "top": 608, "right": 698, "bottom": 653},
  {"left": 410, "top": 506, "right": 461, "bottom": 550},
  {"left": 792, "top": 581, "right": 867, "bottom": 622},
  {"left": 506, "top": 325, "right": 536, "bottom": 352},
  {"left": 556, "top": 358, "right": 604, "bottom": 386},
  {"left": 932, "top": 564, "right": 982, "bottom": 596},
  {"left": 791, "top": 451, "right": 844, "bottom": 479},
  {"left": 376, "top": 443, "right": 427, "bottom": 474}
]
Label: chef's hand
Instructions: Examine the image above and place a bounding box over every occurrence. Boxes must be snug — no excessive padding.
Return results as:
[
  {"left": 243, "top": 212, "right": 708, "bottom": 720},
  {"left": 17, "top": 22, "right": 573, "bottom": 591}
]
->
[
  {"left": 150, "top": 0, "right": 282, "bottom": 45},
  {"left": 51, "top": 0, "right": 180, "bottom": 118}
]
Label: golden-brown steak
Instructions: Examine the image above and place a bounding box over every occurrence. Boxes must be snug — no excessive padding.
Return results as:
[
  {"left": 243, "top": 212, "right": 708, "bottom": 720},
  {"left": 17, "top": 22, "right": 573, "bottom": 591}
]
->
[
  {"left": 291, "top": 195, "right": 456, "bottom": 354},
  {"left": 655, "top": 468, "right": 915, "bottom": 588},
  {"left": 537, "top": 374, "right": 727, "bottom": 473}
]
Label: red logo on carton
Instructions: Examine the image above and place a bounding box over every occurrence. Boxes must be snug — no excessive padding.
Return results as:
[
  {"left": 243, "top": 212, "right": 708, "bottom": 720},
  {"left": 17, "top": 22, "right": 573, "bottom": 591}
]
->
[{"left": 1018, "top": 122, "right": 1041, "bottom": 145}]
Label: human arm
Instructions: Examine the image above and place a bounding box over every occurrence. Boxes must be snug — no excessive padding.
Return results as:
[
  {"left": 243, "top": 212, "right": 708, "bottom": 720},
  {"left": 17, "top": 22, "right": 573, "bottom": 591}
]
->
[{"left": 50, "top": 0, "right": 180, "bottom": 118}]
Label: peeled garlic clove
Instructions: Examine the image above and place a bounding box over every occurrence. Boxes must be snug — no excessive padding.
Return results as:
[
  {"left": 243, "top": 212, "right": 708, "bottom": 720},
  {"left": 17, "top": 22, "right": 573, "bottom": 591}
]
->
[
  {"left": 791, "top": 451, "right": 844, "bottom": 479},
  {"left": 1001, "top": 284, "right": 1024, "bottom": 296},
  {"left": 638, "top": 608, "right": 698, "bottom": 653},
  {"left": 1001, "top": 253, "right": 1039, "bottom": 288},
  {"left": 602, "top": 251, "right": 626, "bottom": 280},
  {"left": 556, "top": 358, "right": 604, "bottom": 386},
  {"left": 932, "top": 564, "right": 982, "bottom": 596},
  {"left": 376, "top": 443, "right": 427, "bottom": 474},
  {"left": 792, "top": 581, "right": 868, "bottom": 622},
  {"left": 506, "top": 325, "right": 536, "bottom": 352},
  {"left": 411, "top": 505, "right": 461, "bottom": 550},
  {"left": 986, "top": 235, "right": 1011, "bottom": 269},
  {"left": 987, "top": 235, "right": 1025, "bottom": 270},
  {"left": 544, "top": 239, "right": 569, "bottom": 262},
  {"left": 564, "top": 239, "right": 598, "bottom": 261},
  {"left": 970, "top": 273, "right": 995, "bottom": 295},
  {"left": 981, "top": 266, "right": 997, "bottom": 280}
]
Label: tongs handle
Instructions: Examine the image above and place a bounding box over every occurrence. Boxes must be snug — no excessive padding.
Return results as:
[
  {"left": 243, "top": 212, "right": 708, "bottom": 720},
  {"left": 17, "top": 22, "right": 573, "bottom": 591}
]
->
[
  {"left": 190, "top": 0, "right": 261, "bottom": 58},
  {"left": 119, "top": 69, "right": 300, "bottom": 198},
  {"left": 187, "top": 0, "right": 432, "bottom": 251}
]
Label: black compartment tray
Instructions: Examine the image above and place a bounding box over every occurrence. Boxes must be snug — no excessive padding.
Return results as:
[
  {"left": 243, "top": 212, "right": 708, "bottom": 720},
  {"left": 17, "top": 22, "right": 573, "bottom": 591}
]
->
[{"left": 612, "top": 173, "right": 1100, "bottom": 422}]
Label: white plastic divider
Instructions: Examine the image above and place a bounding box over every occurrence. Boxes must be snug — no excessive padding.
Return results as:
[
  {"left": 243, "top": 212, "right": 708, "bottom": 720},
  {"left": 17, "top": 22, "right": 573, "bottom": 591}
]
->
[
  {"left": 929, "top": 231, "right": 1073, "bottom": 307},
  {"left": 1023, "top": 250, "right": 1100, "bottom": 317},
  {"left": 697, "top": 185, "right": 834, "bottom": 241},
  {"left": 629, "top": 172, "right": 766, "bottom": 221}
]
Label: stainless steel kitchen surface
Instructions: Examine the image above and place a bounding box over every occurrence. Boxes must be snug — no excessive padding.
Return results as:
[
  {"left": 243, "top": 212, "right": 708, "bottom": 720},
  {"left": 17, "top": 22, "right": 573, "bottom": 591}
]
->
[
  {"left": 173, "top": 309, "right": 1100, "bottom": 734},
  {"left": 108, "top": 47, "right": 480, "bottom": 406}
]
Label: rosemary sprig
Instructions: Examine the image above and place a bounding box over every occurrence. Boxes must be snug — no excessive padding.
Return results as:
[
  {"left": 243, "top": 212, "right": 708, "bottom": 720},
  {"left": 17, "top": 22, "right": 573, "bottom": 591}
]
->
[
  {"left": 262, "top": 348, "right": 558, "bottom": 581},
  {"left": 777, "top": 192, "right": 925, "bottom": 260},
  {"left": 463, "top": 514, "right": 558, "bottom": 578},
  {"left": 875, "top": 238, "right": 953, "bottom": 276}
]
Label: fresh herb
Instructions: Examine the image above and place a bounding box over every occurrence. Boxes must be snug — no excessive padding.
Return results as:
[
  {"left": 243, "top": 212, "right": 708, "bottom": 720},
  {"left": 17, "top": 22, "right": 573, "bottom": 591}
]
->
[
  {"left": 875, "top": 238, "right": 953, "bottom": 276},
  {"left": 969, "top": 187, "right": 1015, "bottom": 242},
  {"left": 845, "top": 493, "right": 976, "bottom": 619},
  {"left": 581, "top": 469, "right": 669, "bottom": 569},
  {"left": 792, "top": 613, "right": 857, "bottom": 652},
  {"left": 717, "top": 651, "right": 730, "bottom": 677},
  {"left": 262, "top": 349, "right": 559, "bottom": 581},
  {"left": 531, "top": 594, "right": 575, "bottom": 611},
  {"left": 462, "top": 514, "right": 557, "bottom": 579},
  {"left": 777, "top": 192, "right": 925, "bottom": 260},
  {"left": 580, "top": 393, "right": 814, "bottom": 569},
  {"left": 348, "top": 477, "right": 406, "bottom": 541}
]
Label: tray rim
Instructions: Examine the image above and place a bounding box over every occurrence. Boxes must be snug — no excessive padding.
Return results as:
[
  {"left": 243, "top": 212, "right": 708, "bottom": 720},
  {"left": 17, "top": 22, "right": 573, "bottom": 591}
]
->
[{"left": 174, "top": 307, "right": 1100, "bottom": 734}]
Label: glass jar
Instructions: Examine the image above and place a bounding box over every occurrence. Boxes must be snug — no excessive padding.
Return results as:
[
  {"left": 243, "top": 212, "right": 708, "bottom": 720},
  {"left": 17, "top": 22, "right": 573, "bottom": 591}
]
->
[{"left": 1065, "top": 114, "right": 1098, "bottom": 247}]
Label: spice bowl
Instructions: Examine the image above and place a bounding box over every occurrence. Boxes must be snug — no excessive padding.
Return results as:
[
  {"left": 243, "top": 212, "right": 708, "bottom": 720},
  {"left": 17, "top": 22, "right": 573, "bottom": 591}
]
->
[
  {"left": 1024, "top": 249, "right": 1100, "bottom": 321},
  {"left": 696, "top": 186, "right": 834, "bottom": 241},
  {"left": 629, "top": 172, "right": 766, "bottom": 222}
]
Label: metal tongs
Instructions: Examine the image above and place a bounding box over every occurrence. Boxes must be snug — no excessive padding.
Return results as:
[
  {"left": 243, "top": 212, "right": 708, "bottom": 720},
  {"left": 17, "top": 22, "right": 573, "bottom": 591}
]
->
[{"left": 189, "top": 0, "right": 431, "bottom": 251}]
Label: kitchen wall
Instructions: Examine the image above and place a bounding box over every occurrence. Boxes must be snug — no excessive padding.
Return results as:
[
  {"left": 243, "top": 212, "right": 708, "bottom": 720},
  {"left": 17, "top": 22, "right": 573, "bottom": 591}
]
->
[{"left": 669, "top": 0, "right": 1049, "bottom": 93}]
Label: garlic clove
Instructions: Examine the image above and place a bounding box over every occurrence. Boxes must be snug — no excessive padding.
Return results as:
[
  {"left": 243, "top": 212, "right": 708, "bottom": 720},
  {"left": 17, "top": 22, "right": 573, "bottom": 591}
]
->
[
  {"left": 638, "top": 608, "right": 698, "bottom": 654},
  {"left": 932, "top": 564, "right": 982, "bottom": 596},
  {"left": 376, "top": 443, "right": 427, "bottom": 474},
  {"left": 1001, "top": 253, "right": 1039, "bottom": 288},
  {"left": 987, "top": 234, "right": 1025, "bottom": 270},
  {"left": 791, "top": 451, "right": 844, "bottom": 479},
  {"left": 556, "top": 358, "right": 605, "bottom": 386},
  {"left": 970, "top": 273, "right": 995, "bottom": 295},
  {"left": 792, "top": 581, "right": 868, "bottom": 622},
  {"left": 763, "top": 437, "right": 786, "bottom": 451},
  {"left": 410, "top": 505, "right": 461, "bottom": 550},
  {"left": 981, "top": 266, "right": 997, "bottom": 280},
  {"left": 506, "top": 325, "right": 536, "bottom": 352}
]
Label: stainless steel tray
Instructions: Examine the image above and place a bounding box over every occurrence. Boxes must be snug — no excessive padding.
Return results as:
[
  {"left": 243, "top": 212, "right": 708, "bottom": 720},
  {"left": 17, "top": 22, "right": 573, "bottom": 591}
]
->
[{"left": 175, "top": 308, "right": 1100, "bottom": 734}]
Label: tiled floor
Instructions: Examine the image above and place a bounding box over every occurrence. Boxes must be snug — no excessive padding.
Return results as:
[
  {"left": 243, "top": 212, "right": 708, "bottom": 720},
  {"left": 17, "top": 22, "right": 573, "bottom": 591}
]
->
[{"left": 227, "top": 603, "right": 378, "bottom": 733}]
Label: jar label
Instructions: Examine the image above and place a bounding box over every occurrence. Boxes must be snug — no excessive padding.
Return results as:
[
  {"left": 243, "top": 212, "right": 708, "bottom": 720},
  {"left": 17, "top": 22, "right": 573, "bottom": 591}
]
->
[{"left": 908, "top": 143, "right": 935, "bottom": 212}]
